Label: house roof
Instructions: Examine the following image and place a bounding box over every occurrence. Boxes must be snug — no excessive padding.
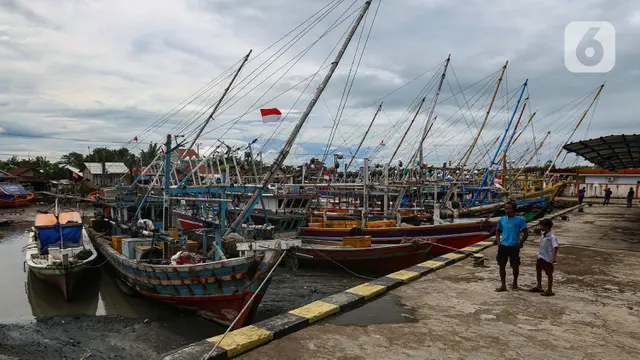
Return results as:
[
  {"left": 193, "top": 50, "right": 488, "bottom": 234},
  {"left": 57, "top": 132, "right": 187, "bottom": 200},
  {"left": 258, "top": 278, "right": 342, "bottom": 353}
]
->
[
  {"left": 7, "top": 168, "right": 33, "bottom": 176},
  {"left": 564, "top": 134, "right": 640, "bottom": 171},
  {"left": 176, "top": 149, "right": 199, "bottom": 159},
  {"left": 0, "top": 170, "right": 16, "bottom": 180},
  {"left": 63, "top": 164, "right": 82, "bottom": 175},
  {"left": 84, "top": 162, "right": 129, "bottom": 174},
  {"left": 549, "top": 168, "right": 640, "bottom": 175}
]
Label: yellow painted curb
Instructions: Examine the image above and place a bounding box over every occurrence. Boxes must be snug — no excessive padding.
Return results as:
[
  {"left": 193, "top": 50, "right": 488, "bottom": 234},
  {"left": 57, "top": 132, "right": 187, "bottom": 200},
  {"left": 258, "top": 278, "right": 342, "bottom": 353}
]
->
[
  {"left": 418, "top": 260, "right": 447, "bottom": 269},
  {"left": 345, "top": 283, "right": 386, "bottom": 299},
  {"left": 476, "top": 241, "right": 494, "bottom": 246},
  {"left": 387, "top": 270, "right": 421, "bottom": 283},
  {"left": 289, "top": 300, "right": 340, "bottom": 323},
  {"left": 206, "top": 325, "right": 273, "bottom": 357},
  {"left": 459, "top": 246, "right": 482, "bottom": 252},
  {"left": 441, "top": 252, "right": 466, "bottom": 260}
]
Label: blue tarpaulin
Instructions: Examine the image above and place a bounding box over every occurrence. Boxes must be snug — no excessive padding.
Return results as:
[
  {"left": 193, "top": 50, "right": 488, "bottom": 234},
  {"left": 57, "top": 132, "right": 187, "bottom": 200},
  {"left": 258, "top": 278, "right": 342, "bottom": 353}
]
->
[
  {"left": 0, "top": 183, "right": 28, "bottom": 195},
  {"left": 36, "top": 223, "right": 83, "bottom": 254}
]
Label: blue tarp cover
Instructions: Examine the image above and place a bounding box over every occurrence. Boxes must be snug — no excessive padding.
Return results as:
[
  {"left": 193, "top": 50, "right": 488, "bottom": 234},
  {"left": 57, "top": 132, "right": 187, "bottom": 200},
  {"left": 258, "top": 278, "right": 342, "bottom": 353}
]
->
[
  {"left": 0, "top": 183, "right": 28, "bottom": 195},
  {"left": 36, "top": 222, "right": 83, "bottom": 254}
]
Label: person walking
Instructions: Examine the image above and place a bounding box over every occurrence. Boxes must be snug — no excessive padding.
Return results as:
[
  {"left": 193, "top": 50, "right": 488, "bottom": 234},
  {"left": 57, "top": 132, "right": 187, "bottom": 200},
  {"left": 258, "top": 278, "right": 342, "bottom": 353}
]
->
[
  {"left": 627, "top": 188, "right": 635, "bottom": 208},
  {"left": 603, "top": 187, "right": 612, "bottom": 206},
  {"left": 495, "top": 201, "right": 529, "bottom": 292}
]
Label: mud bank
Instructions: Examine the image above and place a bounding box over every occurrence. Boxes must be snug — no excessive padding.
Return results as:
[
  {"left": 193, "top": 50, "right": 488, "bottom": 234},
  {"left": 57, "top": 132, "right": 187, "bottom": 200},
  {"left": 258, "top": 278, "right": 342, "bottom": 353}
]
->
[{"left": 0, "top": 315, "right": 220, "bottom": 359}]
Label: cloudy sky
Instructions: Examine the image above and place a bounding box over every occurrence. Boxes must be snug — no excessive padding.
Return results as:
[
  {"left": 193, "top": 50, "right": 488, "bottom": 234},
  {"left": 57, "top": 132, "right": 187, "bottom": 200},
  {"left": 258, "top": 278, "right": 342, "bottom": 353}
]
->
[{"left": 1, "top": 0, "right": 638, "bottom": 169}]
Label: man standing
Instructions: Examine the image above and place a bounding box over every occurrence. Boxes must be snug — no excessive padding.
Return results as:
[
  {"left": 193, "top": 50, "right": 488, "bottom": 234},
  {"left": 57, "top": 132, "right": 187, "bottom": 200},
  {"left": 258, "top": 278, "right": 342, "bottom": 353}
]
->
[
  {"left": 627, "top": 188, "right": 635, "bottom": 208},
  {"left": 603, "top": 187, "right": 612, "bottom": 206},
  {"left": 495, "top": 201, "right": 529, "bottom": 292},
  {"left": 578, "top": 187, "right": 586, "bottom": 205}
]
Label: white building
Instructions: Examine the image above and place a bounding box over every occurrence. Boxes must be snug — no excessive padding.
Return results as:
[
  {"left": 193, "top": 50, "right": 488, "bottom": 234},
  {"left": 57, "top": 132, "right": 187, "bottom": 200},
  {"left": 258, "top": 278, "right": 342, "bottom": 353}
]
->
[
  {"left": 553, "top": 169, "right": 640, "bottom": 198},
  {"left": 83, "top": 162, "right": 129, "bottom": 188}
]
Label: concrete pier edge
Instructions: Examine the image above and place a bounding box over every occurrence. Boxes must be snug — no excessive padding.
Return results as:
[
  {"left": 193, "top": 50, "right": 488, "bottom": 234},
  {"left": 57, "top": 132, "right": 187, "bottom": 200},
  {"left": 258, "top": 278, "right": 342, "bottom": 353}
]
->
[{"left": 161, "top": 204, "right": 581, "bottom": 360}]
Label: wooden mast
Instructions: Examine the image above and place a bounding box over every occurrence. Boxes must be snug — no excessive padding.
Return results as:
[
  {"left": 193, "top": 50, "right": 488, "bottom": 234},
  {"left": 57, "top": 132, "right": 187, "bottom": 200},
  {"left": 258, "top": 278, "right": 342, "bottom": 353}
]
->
[
  {"left": 441, "top": 61, "right": 508, "bottom": 206},
  {"left": 346, "top": 102, "right": 382, "bottom": 172},
  {"left": 418, "top": 55, "right": 450, "bottom": 209},
  {"left": 544, "top": 83, "right": 605, "bottom": 176},
  {"left": 226, "top": 0, "right": 374, "bottom": 235},
  {"left": 182, "top": 50, "right": 252, "bottom": 160}
]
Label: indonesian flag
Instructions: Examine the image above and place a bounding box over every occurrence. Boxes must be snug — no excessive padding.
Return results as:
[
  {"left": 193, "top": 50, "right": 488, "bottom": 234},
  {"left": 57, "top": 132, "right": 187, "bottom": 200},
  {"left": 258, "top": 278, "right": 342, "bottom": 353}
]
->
[
  {"left": 260, "top": 108, "right": 282, "bottom": 123},
  {"left": 72, "top": 171, "right": 80, "bottom": 179},
  {"left": 134, "top": 136, "right": 138, "bottom": 142},
  {"left": 161, "top": 147, "right": 165, "bottom": 155}
]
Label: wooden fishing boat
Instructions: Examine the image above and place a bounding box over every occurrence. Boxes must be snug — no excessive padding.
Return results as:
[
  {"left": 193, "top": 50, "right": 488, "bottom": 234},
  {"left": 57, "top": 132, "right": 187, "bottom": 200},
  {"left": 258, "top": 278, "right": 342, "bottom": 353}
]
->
[
  {"left": 300, "top": 218, "right": 496, "bottom": 246},
  {"left": 175, "top": 210, "right": 218, "bottom": 230},
  {"left": 0, "top": 183, "right": 35, "bottom": 207},
  {"left": 296, "top": 238, "right": 437, "bottom": 273},
  {"left": 90, "top": 229, "right": 299, "bottom": 328},
  {"left": 25, "top": 212, "right": 98, "bottom": 300}
]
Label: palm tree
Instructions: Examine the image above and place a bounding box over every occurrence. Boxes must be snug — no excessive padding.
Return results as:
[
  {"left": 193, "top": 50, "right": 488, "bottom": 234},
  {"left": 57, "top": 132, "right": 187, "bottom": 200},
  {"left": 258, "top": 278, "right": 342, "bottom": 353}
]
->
[{"left": 140, "top": 142, "right": 160, "bottom": 167}]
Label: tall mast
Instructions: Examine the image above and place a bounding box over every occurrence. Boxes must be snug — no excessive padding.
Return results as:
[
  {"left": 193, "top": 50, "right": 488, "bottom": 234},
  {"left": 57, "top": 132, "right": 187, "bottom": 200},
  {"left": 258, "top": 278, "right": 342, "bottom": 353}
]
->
[
  {"left": 182, "top": 50, "right": 252, "bottom": 160},
  {"left": 474, "top": 77, "right": 527, "bottom": 203},
  {"left": 441, "top": 61, "right": 508, "bottom": 206},
  {"left": 226, "top": 0, "right": 373, "bottom": 235},
  {"left": 545, "top": 83, "right": 605, "bottom": 176},
  {"left": 510, "top": 111, "right": 537, "bottom": 149},
  {"left": 418, "top": 55, "right": 450, "bottom": 208},
  {"left": 508, "top": 131, "right": 551, "bottom": 190},
  {"left": 488, "top": 96, "right": 529, "bottom": 187},
  {"left": 346, "top": 102, "right": 382, "bottom": 172},
  {"left": 387, "top": 97, "right": 426, "bottom": 167}
]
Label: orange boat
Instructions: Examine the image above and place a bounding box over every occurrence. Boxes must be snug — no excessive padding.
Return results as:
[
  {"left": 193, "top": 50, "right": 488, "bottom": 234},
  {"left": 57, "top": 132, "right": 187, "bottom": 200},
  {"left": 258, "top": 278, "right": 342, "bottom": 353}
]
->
[{"left": 0, "top": 183, "right": 35, "bottom": 207}]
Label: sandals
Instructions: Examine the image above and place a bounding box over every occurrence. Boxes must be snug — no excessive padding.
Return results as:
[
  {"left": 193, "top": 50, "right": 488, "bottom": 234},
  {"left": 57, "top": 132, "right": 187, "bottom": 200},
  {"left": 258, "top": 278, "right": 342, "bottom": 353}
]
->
[
  {"left": 529, "top": 287, "right": 544, "bottom": 293},
  {"left": 540, "top": 291, "right": 555, "bottom": 296}
]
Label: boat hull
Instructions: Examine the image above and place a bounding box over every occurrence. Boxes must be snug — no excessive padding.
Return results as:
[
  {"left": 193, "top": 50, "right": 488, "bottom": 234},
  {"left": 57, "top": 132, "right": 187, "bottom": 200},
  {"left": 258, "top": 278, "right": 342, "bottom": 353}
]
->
[
  {"left": 297, "top": 241, "right": 434, "bottom": 273},
  {"left": 176, "top": 212, "right": 215, "bottom": 230},
  {"left": 89, "top": 230, "right": 275, "bottom": 328},
  {"left": 0, "top": 193, "right": 34, "bottom": 207},
  {"left": 29, "top": 265, "right": 86, "bottom": 301},
  {"left": 300, "top": 221, "right": 497, "bottom": 244}
]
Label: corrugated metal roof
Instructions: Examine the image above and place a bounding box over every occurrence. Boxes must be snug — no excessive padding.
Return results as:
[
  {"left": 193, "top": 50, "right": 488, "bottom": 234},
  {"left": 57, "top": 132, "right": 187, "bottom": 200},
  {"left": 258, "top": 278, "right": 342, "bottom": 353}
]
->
[
  {"left": 83, "top": 162, "right": 129, "bottom": 174},
  {"left": 563, "top": 134, "right": 640, "bottom": 171}
]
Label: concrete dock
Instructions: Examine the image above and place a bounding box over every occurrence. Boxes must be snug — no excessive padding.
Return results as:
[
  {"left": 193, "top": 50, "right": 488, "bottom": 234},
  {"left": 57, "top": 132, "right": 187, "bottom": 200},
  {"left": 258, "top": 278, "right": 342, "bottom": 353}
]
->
[{"left": 165, "top": 204, "right": 640, "bottom": 359}]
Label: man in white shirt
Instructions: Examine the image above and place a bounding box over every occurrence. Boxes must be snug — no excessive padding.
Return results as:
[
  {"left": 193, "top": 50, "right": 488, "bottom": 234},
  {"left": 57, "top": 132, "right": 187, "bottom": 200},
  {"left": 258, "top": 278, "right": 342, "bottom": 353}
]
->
[{"left": 529, "top": 218, "right": 558, "bottom": 296}]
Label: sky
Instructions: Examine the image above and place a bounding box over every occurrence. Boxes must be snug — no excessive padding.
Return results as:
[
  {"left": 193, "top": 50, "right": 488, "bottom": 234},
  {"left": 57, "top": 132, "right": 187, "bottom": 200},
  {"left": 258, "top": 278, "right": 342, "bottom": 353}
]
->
[{"left": 1, "top": 0, "right": 639, "bottom": 169}]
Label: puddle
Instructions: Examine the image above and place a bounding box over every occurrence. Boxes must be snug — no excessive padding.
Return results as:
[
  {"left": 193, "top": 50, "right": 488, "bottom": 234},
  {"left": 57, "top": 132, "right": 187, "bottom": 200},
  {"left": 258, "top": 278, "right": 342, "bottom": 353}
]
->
[{"left": 329, "top": 293, "right": 417, "bottom": 326}]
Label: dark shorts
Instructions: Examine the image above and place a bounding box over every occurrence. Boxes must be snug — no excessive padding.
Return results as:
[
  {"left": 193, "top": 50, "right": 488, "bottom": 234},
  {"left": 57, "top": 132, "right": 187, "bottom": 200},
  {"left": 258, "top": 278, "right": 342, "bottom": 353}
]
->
[
  {"left": 496, "top": 245, "right": 520, "bottom": 268},
  {"left": 536, "top": 258, "right": 554, "bottom": 276}
]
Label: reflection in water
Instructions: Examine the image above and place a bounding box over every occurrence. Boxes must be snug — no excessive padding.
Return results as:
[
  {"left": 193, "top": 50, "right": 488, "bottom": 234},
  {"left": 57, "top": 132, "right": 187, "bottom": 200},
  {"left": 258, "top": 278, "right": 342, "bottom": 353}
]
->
[{"left": 27, "top": 269, "right": 100, "bottom": 318}]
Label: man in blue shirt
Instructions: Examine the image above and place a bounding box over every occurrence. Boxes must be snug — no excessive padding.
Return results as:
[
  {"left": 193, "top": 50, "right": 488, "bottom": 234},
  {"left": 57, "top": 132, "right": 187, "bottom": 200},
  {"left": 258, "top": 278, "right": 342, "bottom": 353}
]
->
[{"left": 495, "top": 201, "right": 528, "bottom": 292}]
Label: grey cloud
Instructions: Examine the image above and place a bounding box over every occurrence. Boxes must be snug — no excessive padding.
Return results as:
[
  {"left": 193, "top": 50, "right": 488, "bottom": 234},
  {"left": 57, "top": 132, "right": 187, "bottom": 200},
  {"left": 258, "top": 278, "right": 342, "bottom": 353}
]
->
[{"left": 0, "top": 0, "right": 59, "bottom": 29}]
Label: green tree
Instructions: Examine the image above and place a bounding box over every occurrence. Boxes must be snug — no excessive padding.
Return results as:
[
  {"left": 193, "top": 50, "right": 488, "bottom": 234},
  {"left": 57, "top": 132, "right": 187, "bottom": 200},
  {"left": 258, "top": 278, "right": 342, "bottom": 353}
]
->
[
  {"left": 60, "top": 152, "right": 86, "bottom": 168},
  {"left": 140, "top": 142, "right": 160, "bottom": 167}
]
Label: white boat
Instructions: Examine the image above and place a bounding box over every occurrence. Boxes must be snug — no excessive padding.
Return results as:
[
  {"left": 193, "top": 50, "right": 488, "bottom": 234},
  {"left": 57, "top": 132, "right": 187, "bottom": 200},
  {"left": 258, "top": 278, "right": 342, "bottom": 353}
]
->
[{"left": 25, "top": 211, "right": 98, "bottom": 301}]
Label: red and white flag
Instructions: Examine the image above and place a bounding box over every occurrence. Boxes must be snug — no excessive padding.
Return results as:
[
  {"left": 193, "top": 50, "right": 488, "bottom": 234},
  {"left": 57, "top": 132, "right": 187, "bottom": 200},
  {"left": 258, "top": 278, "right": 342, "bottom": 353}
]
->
[
  {"left": 260, "top": 108, "right": 282, "bottom": 123},
  {"left": 134, "top": 136, "right": 138, "bottom": 143},
  {"left": 72, "top": 171, "right": 80, "bottom": 179}
]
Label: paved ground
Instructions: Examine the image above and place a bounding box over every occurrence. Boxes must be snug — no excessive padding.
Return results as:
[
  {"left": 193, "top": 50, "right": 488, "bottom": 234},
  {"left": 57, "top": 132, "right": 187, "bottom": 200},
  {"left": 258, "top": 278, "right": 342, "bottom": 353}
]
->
[{"left": 239, "top": 204, "right": 640, "bottom": 360}]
